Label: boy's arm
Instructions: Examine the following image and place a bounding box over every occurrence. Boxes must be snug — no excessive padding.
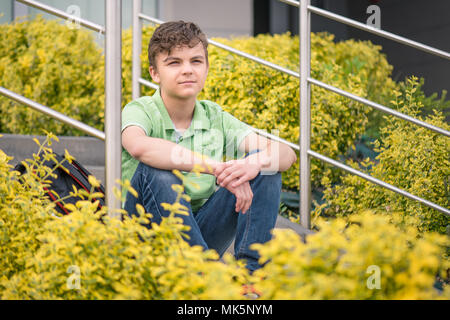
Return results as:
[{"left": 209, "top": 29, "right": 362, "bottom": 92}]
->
[
  {"left": 215, "top": 132, "right": 297, "bottom": 188},
  {"left": 240, "top": 132, "right": 297, "bottom": 172},
  {"left": 122, "top": 126, "right": 220, "bottom": 175}
]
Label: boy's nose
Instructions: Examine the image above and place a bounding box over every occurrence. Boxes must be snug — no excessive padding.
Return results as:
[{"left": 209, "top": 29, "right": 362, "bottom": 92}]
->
[{"left": 181, "top": 62, "right": 193, "bottom": 74}]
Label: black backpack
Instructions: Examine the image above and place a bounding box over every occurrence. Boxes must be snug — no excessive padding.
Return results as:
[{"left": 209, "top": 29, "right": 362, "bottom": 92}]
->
[{"left": 14, "top": 152, "right": 105, "bottom": 215}]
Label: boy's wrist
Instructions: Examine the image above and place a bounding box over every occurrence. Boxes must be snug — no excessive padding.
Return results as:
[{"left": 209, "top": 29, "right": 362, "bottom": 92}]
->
[
  {"left": 201, "top": 158, "right": 221, "bottom": 175},
  {"left": 246, "top": 152, "right": 270, "bottom": 171}
]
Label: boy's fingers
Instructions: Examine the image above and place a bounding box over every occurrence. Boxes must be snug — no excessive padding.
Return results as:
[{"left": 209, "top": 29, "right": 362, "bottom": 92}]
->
[
  {"left": 220, "top": 171, "right": 241, "bottom": 187},
  {"left": 232, "top": 175, "right": 247, "bottom": 188},
  {"left": 246, "top": 188, "right": 253, "bottom": 213},
  {"left": 215, "top": 162, "right": 233, "bottom": 177},
  {"left": 218, "top": 167, "right": 245, "bottom": 186},
  {"left": 214, "top": 163, "right": 226, "bottom": 176},
  {"left": 217, "top": 170, "right": 230, "bottom": 184},
  {"left": 242, "top": 184, "right": 253, "bottom": 214},
  {"left": 235, "top": 190, "right": 242, "bottom": 212}
]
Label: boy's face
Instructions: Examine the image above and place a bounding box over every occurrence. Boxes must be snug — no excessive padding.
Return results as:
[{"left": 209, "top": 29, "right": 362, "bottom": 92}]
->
[{"left": 149, "top": 42, "right": 209, "bottom": 102}]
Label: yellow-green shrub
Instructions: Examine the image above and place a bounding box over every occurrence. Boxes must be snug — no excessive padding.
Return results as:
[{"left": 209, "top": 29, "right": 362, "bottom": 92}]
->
[
  {"left": 333, "top": 38, "right": 397, "bottom": 106},
  {"left": 252, "top": 211, "right": 449, "bottom": 300},
  {"left": 0, "top": 140, "right": 54, "bottom": 282},
  {"left": 318, "top": 76, "right": 450, "bottom": 234},
  {"left": 0, "top": 135, "right": 249, "bottom": 299},
  {"left": 0, "top": 16, "right": 104, "bottom": 136},
  {"left": 1, "top": 208, "right": 248, "bottom": 300},
  {"left": 1, "top": 134, "right": 448, "bottom": 299}
]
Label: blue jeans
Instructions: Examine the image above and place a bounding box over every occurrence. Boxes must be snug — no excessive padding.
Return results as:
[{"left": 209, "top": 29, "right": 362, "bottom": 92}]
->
[{"left": 124, "top": 156, "right": 281, "bottom": 272}]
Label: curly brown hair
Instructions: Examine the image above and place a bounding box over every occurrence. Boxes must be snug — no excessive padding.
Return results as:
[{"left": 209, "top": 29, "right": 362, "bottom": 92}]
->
[{"left": 148, "top": 21, "right": 208, "bottom": 69}]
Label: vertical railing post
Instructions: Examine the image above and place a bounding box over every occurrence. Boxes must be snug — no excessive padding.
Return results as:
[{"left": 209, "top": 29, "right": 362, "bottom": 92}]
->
[
  {"left": 105, "top": 0, "right": 122, "bottom": 218},
  {"left": 299, "top": 0, "right": 311, "bottom": 229},
  {"left": 132, "top": 0, "right": 142, "bottom": 100}
]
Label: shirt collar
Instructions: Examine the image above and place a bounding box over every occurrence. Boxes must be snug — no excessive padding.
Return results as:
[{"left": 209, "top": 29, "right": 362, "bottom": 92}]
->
[{"left": 152, "top": 89, "right": 210, "bottom": 138}]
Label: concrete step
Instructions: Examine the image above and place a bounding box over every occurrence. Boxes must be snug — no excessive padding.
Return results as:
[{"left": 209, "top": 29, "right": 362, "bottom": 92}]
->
[
  {"left": 0, "top": 133, "right": 105, "bottom": 167},
  {"left": 0, "top": 133, "right": 106, "bottom": 182},
  {"left": 84, "top": 165, "right": 106, "bottom": 185}
]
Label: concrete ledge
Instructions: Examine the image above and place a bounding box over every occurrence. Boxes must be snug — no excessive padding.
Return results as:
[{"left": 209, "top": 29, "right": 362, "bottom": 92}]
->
[{"left": 0, "top": 133, "right": 105, "bottom": 167}]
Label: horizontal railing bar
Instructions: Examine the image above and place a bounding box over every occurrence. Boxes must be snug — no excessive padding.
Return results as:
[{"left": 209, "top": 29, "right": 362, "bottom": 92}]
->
[
  {"left": 279, "top": 0, "right": 300, "bottom": 7},
  {"left": 16, "top": 0, "right": 105, "bottom": 33},
  {"left": 308, "top": 149, "right": 450, "bottom": 216},
  {"left": 249, "top": 123, "right": 449, "bottom": 217},
  {"left": 308, "top": 6, "right": 450, "bottom": 60},
  {"left": 251, "top": 128, "right": 300, "bottom": 150},
  {"left": 308, "top": 77, "right": 450, "bottom": 137},
  {"left": 207, "top": 39, "right": 300, "bottom": 78},
  {"left": 138, "top": 13, "right": 300, "bottom": 78},
  {"left": 279, "top": 0, "right": 450, "bottom": 60},
  {"left": 138, "top": 12, "right": 163, "bottom": 24},
  {"left": 138, "top": 78, "right": 159, "bottom": 90},
  {"left": 0, "top": 87, "right": 105, "bottom": 141}
]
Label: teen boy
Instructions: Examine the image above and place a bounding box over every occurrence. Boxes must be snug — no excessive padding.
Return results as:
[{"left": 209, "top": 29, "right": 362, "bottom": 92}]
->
[{"left": 121, "top": 21, "right": 297, "bottom": 272}]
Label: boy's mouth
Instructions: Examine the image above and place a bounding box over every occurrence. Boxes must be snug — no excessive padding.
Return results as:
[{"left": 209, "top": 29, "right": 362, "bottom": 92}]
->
[{"left": 179, "top": 80, "right": 196, "bottom": 84}]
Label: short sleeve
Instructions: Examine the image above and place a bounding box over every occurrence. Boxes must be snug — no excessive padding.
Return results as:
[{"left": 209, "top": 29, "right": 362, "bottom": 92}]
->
[
  {"left": 121, "top": 100, "right": 152, "bottom": 136},
  {"left": 222, "top": 112, "right": 254, "bottom": 159}
]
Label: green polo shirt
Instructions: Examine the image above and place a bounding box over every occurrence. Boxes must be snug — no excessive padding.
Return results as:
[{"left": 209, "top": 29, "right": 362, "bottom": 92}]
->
[{"left": 121, "top": 89, "right": 254, "bottom": 213}]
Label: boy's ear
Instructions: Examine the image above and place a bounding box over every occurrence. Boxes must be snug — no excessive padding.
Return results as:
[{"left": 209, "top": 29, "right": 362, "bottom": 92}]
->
[{"left": 149, "top": 66, "right": 160, "bottom": 84}]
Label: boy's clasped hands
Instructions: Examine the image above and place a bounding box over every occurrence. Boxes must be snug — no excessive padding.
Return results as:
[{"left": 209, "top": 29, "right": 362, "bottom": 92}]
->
[{"left": 213, "top": 153, "right": 271, "bottom": 214}]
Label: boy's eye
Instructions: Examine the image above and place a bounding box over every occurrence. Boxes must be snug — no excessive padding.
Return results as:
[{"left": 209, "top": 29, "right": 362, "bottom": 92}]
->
[{"left": 168, "top": 61, "right": 179, "bottom": 65}]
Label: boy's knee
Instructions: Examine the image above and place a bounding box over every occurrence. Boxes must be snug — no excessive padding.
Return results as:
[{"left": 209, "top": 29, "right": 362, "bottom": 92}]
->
[
  {"left": 257, "top": 171, "right": 282, "bottom": 184},
  {"left": 135, "top": 162, "right": 182, "bottom": 188},
  {"left": 250, "top": 171, "right": 282, "bottom": 195}
]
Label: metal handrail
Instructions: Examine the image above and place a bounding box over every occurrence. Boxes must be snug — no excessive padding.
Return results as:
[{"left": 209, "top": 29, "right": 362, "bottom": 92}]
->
[
  {"left": 138, "top": 78, "right": 159, "bottom": 90},
  {"left": 104, "top": 0, "right": 122, "bottom": 218},
  {"left": 299, "top": 0, "right": 311, "bottom": 228},
  {"left": 293, "top": 0, "right": 450, "bottom": 227},
  {"left": 234, "top": 126, "right": 450, "bottom": 216},
  {"left": 308, "top": 78, "right": 450, "bottom": 138},
  {"left": 280, "top": 0, "right": 450, "bottom": 60},
  {"left": 132, "top": 0, "right": 142, "bottom": 99},
  {"left": 308, "top": 150, "right": 449, "bottom": 216},
  {"left": 131, "top": 2, "right": 450, "bottom": 226},
  {"left": 134, "top": 13, "right": 449, "bottom": 138},
  {"left": 9, "top": 0, "right": 121, "bottom": 218},
  {"left": 0, "top": 87, "right": 105, "bottom": 140}
]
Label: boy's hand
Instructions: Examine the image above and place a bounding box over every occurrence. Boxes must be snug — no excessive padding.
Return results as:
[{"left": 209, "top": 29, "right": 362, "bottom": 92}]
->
[
  {"left": 220, "top": 178, "right": 253, "bottom": 214},
  {"left": 215, "top": 158, "right": 262, "bottom": 189}
]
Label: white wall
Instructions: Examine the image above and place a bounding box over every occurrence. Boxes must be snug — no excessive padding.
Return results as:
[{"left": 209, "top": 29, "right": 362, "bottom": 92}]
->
[{"left": 159, "top": 0, "right": 253, "bottom": 38}]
